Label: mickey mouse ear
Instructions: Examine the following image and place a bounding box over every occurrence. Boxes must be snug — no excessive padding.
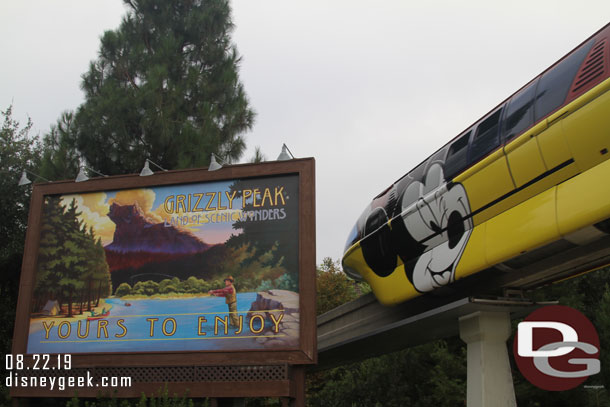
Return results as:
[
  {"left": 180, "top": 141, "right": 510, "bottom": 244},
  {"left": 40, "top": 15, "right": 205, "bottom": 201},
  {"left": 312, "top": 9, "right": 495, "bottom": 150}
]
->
[
  {"left": 402, "top": 182, "right": 421, "bottom": 211},
  {"left": 423, "top": 163, "right": 444, "bottom": 195}
]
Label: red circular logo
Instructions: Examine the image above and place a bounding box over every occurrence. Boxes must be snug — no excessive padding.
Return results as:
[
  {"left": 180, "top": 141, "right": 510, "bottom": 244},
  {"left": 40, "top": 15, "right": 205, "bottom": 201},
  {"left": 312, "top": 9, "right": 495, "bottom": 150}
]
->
[{"left": 513, "top": 305, "right": 600, "bottom": 391}]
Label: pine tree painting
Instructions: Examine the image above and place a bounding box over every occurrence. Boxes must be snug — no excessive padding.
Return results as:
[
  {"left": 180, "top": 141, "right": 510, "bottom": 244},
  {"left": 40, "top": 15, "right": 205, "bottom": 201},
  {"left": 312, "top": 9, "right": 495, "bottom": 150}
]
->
[{"left": 34, "top": 197, "right": 111, "bottom": 317}]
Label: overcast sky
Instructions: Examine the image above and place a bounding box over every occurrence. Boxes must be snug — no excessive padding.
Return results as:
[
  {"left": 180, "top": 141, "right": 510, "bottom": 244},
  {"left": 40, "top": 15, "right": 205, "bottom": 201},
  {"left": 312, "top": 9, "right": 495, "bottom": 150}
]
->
[{"left": 1, "top": 1, "right": 609, "bottom": 264}]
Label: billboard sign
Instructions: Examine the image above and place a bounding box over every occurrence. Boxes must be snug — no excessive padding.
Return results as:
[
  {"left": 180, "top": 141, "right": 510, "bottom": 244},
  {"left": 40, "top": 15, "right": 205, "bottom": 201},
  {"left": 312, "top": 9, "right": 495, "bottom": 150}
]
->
[{"left": 13, "top": 159, "right": 316, "bottom": 369}]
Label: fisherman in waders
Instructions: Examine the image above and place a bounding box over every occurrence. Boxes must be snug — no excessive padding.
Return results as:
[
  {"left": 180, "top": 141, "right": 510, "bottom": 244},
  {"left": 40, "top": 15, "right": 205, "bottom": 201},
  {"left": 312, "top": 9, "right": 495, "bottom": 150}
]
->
[{"left": 208, "top": 276, "right": 239, "bottom": 327}]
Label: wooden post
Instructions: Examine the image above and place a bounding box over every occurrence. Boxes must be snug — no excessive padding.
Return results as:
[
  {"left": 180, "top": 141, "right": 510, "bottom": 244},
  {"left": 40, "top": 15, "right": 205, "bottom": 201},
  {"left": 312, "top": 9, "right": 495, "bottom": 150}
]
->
[
  {"left": 282, "top": 366, "right": 306, "bottom": 407},
  {"left": 292, "top": 366, "right": 306, "bottom": 407}
]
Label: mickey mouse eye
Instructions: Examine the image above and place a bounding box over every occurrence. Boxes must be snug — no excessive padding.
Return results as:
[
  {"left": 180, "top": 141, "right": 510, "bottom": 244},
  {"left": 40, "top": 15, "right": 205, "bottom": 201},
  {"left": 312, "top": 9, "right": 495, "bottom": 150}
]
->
[{"left": 447, "top": 210, "right": 465, "bottom": 249}]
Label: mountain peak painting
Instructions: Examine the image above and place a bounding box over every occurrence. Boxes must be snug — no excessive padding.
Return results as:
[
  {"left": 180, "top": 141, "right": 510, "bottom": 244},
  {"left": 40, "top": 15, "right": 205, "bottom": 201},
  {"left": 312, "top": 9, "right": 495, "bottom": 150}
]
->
[{"left": 106, "top": 201, "right": 210, "bottom": 254}]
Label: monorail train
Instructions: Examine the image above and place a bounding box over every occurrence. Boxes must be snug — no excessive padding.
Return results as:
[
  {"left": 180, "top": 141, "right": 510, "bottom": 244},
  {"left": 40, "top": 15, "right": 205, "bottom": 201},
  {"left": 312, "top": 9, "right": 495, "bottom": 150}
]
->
[{"left": 342, "top": 23, "right": 610, "bottom": 306}]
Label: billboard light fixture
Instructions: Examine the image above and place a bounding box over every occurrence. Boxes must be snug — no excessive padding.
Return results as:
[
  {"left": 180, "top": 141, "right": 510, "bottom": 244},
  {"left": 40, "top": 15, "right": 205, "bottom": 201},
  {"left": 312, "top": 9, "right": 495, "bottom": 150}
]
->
[
  {"left": 75, "top": 166, "right": 108, "bottom": 182},
  {"left": 18, "top": 169, "right": 50, "bottom": 186},
  {"left": 140, "top": 159, "right": 167, "bottom": 176},
  {"left": 208, "top": 153, "right": 228, "bottom": 171},
  {"left": 277, "top": 144, "right": 295, "bottom": 161}
]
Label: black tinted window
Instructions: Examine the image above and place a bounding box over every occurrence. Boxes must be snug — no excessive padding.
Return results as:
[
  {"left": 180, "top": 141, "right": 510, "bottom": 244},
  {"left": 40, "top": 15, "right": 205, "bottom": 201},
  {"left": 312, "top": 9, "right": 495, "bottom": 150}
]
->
[
  {"left": 535, "top": 40, "right": 594, "bottom": 121},
  {"left": 444, "top": 131, "right": 471, "bottom": 180},
  {"left": 503, "top": 80, "right": 537, "bottom": 141},
  {"left": 469, "top": 109, "right": 503, "bottom": 164}
]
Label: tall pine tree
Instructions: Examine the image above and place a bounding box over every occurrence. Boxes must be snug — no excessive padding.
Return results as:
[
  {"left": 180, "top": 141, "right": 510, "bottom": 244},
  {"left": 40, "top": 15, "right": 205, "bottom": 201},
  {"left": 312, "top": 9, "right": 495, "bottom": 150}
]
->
[
  {"left": 0, "top": 106, "right": 40, "bottom": 271},
  {"left": 39, "top": 111, "right": 81, "bottom": 181},
  {"left": 0, "top": 107, "right": 40, "bottom": 399},
  {"left": 43, "top": 0, "right": 255, "bottom": 177}
]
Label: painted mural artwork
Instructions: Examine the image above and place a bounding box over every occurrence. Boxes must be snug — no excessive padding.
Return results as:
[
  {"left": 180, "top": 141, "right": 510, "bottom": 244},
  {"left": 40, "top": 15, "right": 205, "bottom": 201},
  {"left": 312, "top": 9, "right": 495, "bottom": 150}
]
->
[
  {"left": 399, "top": 163, "right": 473, "bottom": 293},
  {"left": 343, "top": 154, "right": 476, "bottom": 306},
  {"left": 27, "top": 175, "right": 300, "bottom": 353}
]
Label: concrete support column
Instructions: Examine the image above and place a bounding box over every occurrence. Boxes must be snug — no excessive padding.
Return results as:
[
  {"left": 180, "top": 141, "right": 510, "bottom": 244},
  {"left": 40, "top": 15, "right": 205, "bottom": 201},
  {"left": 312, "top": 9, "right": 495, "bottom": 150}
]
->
[{"left": 459, "top": 311, "right": 516, "bottom": 407}]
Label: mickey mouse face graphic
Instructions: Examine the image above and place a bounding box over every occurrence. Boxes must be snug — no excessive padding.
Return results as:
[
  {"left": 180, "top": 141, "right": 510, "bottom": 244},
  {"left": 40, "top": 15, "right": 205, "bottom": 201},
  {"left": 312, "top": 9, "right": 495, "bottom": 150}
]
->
[{"left": 399, "top": 163, "right": 473, "bottom": 292}]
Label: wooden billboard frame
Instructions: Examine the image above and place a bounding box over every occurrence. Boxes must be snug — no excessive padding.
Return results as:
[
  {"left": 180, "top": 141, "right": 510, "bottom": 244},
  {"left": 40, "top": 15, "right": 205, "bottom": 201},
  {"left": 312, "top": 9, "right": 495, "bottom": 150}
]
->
[{"left": 11, "top": 158, "right": 316, "bottom": 399}]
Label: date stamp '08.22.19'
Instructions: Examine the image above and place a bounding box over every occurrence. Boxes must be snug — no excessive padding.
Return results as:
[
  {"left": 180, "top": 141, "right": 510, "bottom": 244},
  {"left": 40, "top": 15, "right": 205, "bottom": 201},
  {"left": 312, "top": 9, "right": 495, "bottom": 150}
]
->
[{"left": 5, "top": 354, "right": 132, "bottom": 391}]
